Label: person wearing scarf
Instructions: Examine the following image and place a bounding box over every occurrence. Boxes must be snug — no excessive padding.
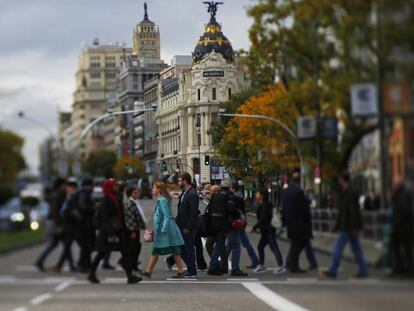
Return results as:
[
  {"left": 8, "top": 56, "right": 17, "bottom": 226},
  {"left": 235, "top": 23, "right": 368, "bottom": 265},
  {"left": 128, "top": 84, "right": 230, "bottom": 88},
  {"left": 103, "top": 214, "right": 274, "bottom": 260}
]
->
[
  {"left": 124, "top": 186, "right": 148, "bottom": 271},
  {"left": 87, "top": 179, "right": 141, "bottom": 284}
]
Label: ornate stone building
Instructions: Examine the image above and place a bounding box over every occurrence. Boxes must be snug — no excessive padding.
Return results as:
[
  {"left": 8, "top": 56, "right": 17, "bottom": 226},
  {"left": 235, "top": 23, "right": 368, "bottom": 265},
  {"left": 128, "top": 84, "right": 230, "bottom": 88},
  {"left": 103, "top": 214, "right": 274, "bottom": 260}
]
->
[
  {"left": 117, "top": 3, "right": 166, "bottom": 159},
  {"left": 156, "top": 3, "right": 248, "bottom": 184}
]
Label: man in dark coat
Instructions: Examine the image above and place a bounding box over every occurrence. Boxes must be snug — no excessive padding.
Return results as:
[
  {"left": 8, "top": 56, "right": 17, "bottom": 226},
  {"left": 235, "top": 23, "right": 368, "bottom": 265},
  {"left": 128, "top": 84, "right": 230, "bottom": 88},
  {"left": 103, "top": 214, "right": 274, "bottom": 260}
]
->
[
  {"left": 321, "top": 171, "right": 368, "bottom": 278},
  {"left": 282, "top": 172, "right": 312, "bottom": 273},
  {"left": 390, "top": 176, "right": 413, "bottom": 275},
  {"left": 175, "top": 172, "right": 200, "bottom": 278},
  {"left": 75, "top": 179, "right": 95, "bottom": 273}
]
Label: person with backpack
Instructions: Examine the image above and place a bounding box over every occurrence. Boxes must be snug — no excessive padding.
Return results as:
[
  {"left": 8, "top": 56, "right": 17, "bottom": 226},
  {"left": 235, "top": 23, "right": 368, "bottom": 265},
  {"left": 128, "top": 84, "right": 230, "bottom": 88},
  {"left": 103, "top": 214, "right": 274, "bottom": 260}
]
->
[
  {"left": 75, "top": 179, "right": 95, "bottom": 273},
  {"left": 35, "top": 178, "right": 67, "bottom": 272},
  {"left": 87, "top": 179, "right": 141, "bottom": 284},
  {"left": 51, "top": 178, "right": 79, "bottom": 273},
  {"left": 208, "top": 179, "right": 248, "bottom": 276}
]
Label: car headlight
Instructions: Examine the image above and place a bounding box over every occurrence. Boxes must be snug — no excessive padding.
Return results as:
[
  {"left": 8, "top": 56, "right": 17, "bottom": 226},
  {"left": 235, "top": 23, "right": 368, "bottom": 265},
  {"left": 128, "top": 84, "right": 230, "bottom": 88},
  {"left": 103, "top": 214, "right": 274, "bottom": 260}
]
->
[
  {"left": 30, "top": 221, "right": 40, "bottom": 231},
  {"left": 10, "top": 212, "right": 25, "bottom": 222}
]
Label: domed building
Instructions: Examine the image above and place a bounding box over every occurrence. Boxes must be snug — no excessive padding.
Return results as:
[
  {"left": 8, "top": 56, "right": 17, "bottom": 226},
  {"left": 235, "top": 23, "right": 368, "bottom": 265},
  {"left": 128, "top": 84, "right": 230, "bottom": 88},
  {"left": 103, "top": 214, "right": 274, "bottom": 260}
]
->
[{"left": 155, "top": 2, "right": 248, "bottom": 184}]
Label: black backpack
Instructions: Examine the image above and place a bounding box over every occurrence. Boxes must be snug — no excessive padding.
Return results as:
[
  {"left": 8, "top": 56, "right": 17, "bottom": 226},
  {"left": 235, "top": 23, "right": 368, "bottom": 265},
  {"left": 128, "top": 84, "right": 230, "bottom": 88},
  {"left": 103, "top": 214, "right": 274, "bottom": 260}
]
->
[{"left": 91, "top": 200, "right": 102, "bottom": 229}]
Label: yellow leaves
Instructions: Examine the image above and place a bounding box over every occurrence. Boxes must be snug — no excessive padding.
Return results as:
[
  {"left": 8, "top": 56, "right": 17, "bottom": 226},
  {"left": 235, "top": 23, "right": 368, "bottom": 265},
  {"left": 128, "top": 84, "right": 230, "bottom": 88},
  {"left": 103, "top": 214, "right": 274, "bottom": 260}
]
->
[
  {"left": 113, "top": 156, "right": 145, "bottom": 178},
  {"left": 222, "top": 82, "right": 303, "bottom": 172}
]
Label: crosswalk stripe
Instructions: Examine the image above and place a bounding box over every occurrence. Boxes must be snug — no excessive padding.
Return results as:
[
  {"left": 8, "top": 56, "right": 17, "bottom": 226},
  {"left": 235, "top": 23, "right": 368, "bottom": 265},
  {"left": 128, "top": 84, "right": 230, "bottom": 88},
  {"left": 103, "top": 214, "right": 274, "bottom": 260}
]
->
[{"left": 242, "top": 282, "right": 309, "bottom": 311}]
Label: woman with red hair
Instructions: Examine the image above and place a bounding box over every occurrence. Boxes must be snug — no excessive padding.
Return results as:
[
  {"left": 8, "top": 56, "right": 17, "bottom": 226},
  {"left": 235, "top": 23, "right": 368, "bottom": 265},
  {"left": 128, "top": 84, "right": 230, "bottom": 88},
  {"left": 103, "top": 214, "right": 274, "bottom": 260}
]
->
[{"left": 87, "top": 179, "right": 141, "bottom": 284}]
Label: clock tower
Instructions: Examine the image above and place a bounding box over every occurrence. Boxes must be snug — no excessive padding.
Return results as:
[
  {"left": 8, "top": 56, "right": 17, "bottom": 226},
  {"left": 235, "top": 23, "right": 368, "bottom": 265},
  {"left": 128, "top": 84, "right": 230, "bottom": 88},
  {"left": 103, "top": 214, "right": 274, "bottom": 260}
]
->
[{"left": 132, "top": 2, "right": 161, "bottom": 61}]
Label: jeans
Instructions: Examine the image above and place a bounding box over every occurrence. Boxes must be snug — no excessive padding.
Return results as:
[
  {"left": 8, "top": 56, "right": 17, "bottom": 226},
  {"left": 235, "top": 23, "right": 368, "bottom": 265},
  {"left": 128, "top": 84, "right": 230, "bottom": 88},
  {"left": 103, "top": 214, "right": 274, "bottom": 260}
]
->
[
  {"left": 328, "top": 231, "right": 368, "bottom": 276},
  {"left": 35, "top": 234, "right": 60, "bottom": 266},
  {"left": 227, "top": 230, "right": 242, "bottom": 271},
  {"left": 181, "top": 231, "right": 196, "bottom": 275},
  {"left": 227, "top": 230, "right": 259, "bottom": 266},
  {"left": 305, "top": 240, "right": 318, "bottom": 268},
  {"left": 257, "top": 228, "right": 283, "bottom": 267},
  {"left": 209, "top": 232, "right": 227, "bottom": 270}
]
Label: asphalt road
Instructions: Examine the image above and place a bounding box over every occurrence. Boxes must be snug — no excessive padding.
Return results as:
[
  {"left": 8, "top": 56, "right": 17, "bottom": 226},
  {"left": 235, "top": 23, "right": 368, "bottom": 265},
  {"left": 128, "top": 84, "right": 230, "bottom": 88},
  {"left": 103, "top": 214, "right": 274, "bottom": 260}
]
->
[{"left": 0, "top": 198, "right": 412, "bottom": 311}]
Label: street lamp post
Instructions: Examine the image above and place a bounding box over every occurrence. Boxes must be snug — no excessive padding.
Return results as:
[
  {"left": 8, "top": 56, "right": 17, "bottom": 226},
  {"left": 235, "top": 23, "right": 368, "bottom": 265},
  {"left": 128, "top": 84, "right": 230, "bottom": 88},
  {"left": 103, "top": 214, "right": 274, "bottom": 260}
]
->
[
  {"left": 218, "top": 110, "right": 305, "bottom": 189},
  {"left": 17, "top": 111, "right": 67, "bottom": 176},
  {"left": 72, "top": 104, "right": 157, "bottom": 175}
]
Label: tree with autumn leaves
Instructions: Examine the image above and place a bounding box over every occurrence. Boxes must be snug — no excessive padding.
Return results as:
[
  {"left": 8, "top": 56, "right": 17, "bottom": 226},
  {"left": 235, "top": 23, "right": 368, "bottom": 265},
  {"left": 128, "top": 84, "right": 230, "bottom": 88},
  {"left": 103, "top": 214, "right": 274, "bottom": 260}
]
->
[{"left": 212, "top": 0, "right": 413, "bottom": 184}]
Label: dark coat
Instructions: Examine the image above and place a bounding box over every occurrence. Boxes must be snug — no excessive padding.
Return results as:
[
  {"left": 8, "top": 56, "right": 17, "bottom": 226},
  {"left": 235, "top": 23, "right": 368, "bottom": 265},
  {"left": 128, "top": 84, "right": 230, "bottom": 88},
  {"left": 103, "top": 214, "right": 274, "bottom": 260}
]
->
[
  {"left": 48, "top": 188, "right": 66, "bottom": 226},
  {"left": 282, "top": 184, "right": 312, "bottom": 241},
  {"left": 176, "top": 187, "right": 200, "bottom": 232},
  {"left": 253, "top": 202, "right": 273, "bottom": 234},
  {"left": 391, "top": 185, "right": 412, "bottom": 238},
  {"left": 208, "top": 191, "right": 231, "bottom": 234},
  {"left": 334, "top": 186, "right": 363, "bottom": 232},
  {"left": 95, "top": 195, "right": 125, "bottom": 252}
]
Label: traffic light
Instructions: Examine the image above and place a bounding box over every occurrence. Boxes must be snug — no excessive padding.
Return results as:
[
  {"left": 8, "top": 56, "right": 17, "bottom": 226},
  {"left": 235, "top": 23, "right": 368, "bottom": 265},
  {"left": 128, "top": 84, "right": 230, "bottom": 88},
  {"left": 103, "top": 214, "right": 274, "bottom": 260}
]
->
[
  {"left": 204, "top": 155, "right": 210, "bottom": 166},
  {"left": 161, "top": 161, "right": 167, "bottom": 171}
]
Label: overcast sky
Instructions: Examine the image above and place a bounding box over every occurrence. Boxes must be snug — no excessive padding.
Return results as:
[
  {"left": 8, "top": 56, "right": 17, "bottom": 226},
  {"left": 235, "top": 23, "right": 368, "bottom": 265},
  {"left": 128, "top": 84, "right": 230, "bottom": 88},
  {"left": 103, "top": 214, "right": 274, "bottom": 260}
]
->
[{"left": 0, "top": 0, "right": 253, "bottom": 174}]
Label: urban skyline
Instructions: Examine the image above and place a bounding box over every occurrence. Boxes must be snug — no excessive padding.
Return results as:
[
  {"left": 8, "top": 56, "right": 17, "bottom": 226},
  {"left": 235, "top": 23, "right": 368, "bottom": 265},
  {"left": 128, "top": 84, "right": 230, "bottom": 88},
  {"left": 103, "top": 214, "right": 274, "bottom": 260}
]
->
[{"left": 0, "top": 0, "right": 252, "bottom": 172}]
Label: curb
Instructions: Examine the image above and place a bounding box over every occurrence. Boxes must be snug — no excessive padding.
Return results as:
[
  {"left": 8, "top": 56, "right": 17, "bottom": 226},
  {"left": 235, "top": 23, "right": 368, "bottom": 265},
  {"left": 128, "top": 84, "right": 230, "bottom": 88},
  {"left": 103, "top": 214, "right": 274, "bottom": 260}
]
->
[{"left": 0, "top": 238, "right": 46, "bottom": 256}]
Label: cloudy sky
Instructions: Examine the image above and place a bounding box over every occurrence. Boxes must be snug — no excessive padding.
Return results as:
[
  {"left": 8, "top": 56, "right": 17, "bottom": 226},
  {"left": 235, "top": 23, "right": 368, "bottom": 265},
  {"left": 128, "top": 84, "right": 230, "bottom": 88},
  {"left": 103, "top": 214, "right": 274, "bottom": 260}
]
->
[{"left": 0, "top": 0, "right": 253, "bottom": 173}]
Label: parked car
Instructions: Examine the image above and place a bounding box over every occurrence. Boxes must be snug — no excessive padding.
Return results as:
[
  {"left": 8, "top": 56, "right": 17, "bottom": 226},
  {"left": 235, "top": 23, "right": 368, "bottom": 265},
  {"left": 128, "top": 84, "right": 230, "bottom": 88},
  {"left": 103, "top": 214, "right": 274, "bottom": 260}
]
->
[{"left": 0, "top": 198, "right": 25, "bottom": 231}]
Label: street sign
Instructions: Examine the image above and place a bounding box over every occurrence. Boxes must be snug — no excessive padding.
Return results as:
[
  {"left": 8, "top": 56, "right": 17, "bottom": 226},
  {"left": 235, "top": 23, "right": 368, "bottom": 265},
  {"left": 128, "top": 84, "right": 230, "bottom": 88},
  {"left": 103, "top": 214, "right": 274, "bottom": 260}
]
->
[
  {"left": 203, "top": 71, "right": 224, "bottom": 77},
  {"left": 351, "top": 83, "right": 378, "bottom": 117},
  {"left": 297, "top": 116, "right": 316, "bottom": 139},
  {"left": 384, "top": 84, "right": 411, "bottom": 114},
  {"left": 321, "top": 117, "right": 338, "bottom": 140}
]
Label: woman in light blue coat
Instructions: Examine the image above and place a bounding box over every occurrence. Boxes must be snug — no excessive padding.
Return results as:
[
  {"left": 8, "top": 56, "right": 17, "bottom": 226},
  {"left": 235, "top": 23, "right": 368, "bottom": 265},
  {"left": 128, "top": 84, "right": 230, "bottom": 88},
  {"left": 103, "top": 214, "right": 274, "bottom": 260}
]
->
[{"left": 141, "top": 182, "right": 185, "bottom": 278}]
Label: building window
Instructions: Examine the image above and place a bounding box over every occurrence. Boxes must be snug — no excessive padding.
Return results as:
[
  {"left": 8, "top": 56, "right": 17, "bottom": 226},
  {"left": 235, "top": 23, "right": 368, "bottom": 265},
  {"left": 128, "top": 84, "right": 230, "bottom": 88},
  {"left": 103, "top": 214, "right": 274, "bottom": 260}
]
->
[
  {"left": 196, "top": 113, "right": 201, "bottom": 127},
  {"left": 133, "top": 74, "right": 139, "bottom": 90},
  {"left": 228, "top": 88, "right": 232, "bottom": 100},
  {"left": 105, "top": 72, "right": 117, "bottom": 79},
  {"left": 105, "top": 62, "right": 116, "bottom": 68},
  {"left": 212, "top": 88, "right": 217, "bottom": 101},
  {"left": 90, "top": 62, "right": 101, "bottom": 68},
  {"left": 90, "top": 72, "right": 101, "bottom": 79},
  {"left": 197, "top": 89, "right": 201, "bottom": 101}
]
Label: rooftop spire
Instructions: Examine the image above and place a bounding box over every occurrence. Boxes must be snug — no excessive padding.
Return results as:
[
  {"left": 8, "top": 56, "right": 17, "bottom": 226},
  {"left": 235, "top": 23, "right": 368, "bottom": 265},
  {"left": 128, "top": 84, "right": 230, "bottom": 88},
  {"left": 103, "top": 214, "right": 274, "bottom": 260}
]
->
[{"left": 143, "top": 2, "right": 148, "bottom": 21}]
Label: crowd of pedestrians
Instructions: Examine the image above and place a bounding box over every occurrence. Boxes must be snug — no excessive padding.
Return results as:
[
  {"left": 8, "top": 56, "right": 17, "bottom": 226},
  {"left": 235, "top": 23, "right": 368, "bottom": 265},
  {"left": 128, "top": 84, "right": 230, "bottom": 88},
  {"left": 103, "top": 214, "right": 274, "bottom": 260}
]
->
[{"left": 34, "top": 170, "right": 414, "bottom": 284}]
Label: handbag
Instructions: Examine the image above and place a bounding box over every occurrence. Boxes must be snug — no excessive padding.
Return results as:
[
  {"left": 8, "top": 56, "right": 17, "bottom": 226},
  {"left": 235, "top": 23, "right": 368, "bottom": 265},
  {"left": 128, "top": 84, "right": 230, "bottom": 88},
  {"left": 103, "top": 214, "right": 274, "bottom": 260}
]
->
[
  {"left": 107, "top": 235, "right": 121, "bottom": 251},
  {"left": 143, "top": 229, "right": 154, "bottom": 243},
  {"left": 271, "top": 207, "right": 283, "bottom": 229},
  {"left": 232, "top": 218, "right": 247, "bottom": 231}
]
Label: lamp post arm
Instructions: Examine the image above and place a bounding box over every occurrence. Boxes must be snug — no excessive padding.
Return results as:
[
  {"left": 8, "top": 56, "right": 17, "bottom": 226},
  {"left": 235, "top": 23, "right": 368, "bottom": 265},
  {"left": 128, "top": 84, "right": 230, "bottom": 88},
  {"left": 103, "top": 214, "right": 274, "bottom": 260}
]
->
[
  {"left": 219, "top": 113, "right": 305, "bottom": 189},
  {"left": 76, "top": 108, "right": 156, "bottom": 151}
]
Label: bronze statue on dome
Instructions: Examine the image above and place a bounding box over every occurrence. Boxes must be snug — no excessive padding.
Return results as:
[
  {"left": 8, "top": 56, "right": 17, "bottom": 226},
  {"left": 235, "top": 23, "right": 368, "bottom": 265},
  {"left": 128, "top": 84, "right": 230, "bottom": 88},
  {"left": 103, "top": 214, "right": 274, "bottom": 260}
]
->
[{"left": 203, "top": 1, "right": 223, "bottom": 19}]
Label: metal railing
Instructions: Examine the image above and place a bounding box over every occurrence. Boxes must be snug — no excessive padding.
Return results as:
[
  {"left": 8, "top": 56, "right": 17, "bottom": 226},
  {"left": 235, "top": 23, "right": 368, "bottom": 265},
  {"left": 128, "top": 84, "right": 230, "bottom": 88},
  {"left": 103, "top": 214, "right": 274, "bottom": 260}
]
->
[{"left": 311, "top": 208, "right": 388, "bottom": 241}]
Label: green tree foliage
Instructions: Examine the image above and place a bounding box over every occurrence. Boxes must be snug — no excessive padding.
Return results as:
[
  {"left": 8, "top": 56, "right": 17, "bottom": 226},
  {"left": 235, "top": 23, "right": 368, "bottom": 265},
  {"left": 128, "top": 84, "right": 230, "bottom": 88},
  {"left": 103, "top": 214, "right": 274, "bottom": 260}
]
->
[
  {"left": 0, "top": 129, "right": 26, "bottom": 187},
  {"left": 213, "top": 0, "right": 413, "bottom": 182},
  {"left": 82, "top": 150, "right": 117, "bottom": 178}
]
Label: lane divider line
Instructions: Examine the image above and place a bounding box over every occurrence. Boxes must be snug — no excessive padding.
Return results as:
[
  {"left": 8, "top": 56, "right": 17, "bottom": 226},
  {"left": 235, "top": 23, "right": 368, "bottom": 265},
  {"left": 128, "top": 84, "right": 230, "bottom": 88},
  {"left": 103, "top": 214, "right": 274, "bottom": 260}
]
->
[
  {"left": 242, "top": 282, "right": 309, "bottom": 311},
  {"left": 54, "top": 280, "right": 72, "bottom": 292},
  {"left": 12, "top": 307, "right": 28, "bottom": 311},
  {"left": 30, "top": 293, "right": 52, "bottom": 305}
]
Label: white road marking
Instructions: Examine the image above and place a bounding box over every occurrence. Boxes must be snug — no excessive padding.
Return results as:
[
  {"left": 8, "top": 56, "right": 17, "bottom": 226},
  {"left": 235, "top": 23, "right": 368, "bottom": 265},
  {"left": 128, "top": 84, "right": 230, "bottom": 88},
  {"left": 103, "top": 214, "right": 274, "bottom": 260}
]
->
[
  {"left": 201, "top": 237, "right": 232, "bottom": 270},
  {"left": 54, "top": 280, "right": 72, "bottom": 292},
  {"left": 227, "top": 278, "right": 259, "bottom": 281},
  {"left": 165, "top": 278, "right": 198, "bottom": 281},
  {"left": 242, "top": 282, "right": 309, "bottom": 311},
  {"left": 12, "top": 307, "right": 28, "bottom": 311},
  {"left": 30, "top": 293, "right": 52, "bottom": 305}
]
